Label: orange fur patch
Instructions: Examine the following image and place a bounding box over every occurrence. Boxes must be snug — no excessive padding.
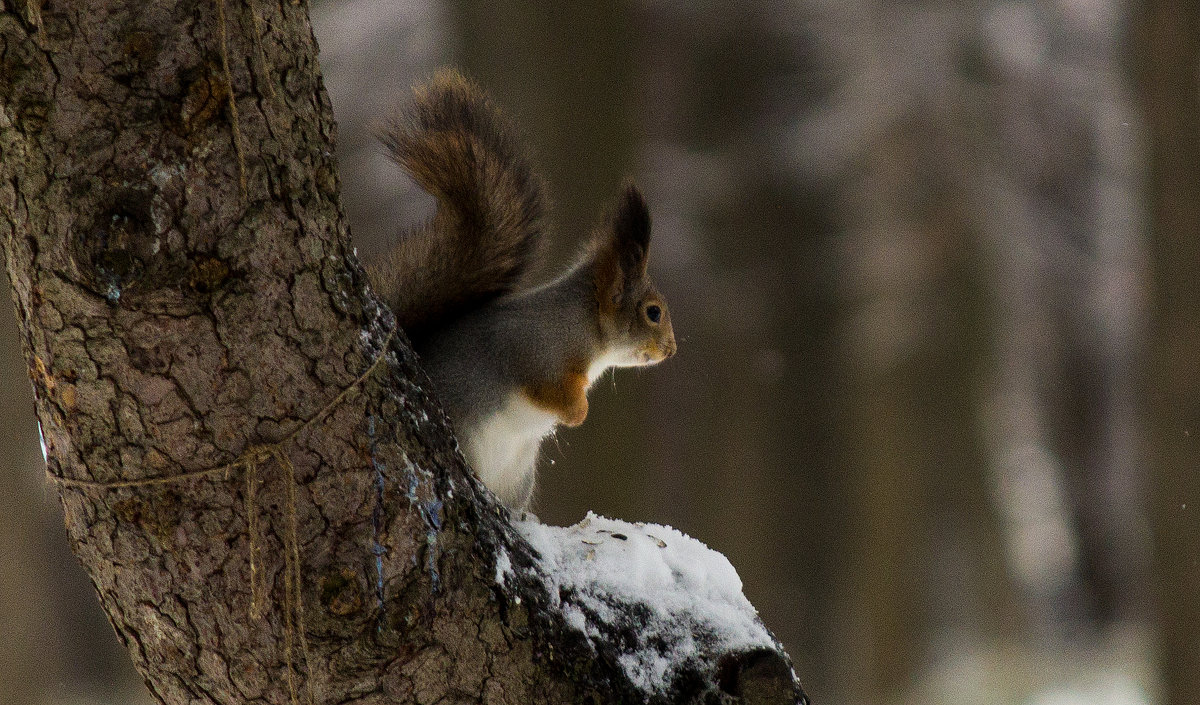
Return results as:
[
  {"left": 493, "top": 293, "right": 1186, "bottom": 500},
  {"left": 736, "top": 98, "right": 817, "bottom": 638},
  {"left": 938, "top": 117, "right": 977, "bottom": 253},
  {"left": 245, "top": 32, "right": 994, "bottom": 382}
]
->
[{"left": 523, "top": 362, "right": 590, "bottom": 427}]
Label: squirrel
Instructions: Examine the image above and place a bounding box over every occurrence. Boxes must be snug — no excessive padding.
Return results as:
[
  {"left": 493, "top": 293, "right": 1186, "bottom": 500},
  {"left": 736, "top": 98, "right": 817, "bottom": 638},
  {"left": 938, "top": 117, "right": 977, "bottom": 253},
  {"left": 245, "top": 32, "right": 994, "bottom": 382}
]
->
[{"left": 367, "top": 70, "right": 677, "bottom": 510}]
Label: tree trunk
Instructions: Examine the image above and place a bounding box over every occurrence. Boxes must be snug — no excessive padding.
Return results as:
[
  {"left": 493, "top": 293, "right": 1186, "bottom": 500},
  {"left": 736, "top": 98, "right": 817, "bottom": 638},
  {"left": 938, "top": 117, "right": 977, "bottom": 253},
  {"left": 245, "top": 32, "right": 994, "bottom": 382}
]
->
[
  {"left": 0, "top": 2, "right": 804, "bottom": 704},
  {"left": 1136, "top": 2, "right": 1200, "bottom": 704}
]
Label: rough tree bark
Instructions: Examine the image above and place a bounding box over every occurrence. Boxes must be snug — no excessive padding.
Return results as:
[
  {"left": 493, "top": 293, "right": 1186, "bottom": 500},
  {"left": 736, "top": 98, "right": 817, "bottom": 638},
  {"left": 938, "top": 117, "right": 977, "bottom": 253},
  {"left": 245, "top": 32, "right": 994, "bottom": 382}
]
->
[{"left": 0, "top": 1, "right": 805, "bottom": 704}]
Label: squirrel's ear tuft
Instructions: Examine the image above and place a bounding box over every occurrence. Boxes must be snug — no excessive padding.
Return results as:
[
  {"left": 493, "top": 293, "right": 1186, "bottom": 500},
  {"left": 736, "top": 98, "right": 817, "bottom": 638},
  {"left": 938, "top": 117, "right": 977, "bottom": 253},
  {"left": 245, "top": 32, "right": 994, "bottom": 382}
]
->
[
  {"left": 612, "top": 184, "right": 650, "bottom": 277},
  {"left": 592, "top": 184, "right": 651, "bottom": 311}
]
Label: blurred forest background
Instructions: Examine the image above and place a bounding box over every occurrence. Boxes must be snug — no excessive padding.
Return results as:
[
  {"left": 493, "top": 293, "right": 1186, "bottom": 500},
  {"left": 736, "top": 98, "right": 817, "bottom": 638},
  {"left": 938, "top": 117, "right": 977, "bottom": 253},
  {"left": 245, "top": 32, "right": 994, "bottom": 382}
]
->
[{"left": 2, "top": 1, "right": 1197, "bottom": 704}]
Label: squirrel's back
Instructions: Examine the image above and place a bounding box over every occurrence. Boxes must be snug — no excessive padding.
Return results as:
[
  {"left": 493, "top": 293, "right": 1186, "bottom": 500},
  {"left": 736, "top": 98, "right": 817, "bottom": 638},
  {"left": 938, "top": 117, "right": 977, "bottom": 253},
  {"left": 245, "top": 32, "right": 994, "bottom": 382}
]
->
[{"left": 369, "top": 70, "right": 546, "bottom": 341}]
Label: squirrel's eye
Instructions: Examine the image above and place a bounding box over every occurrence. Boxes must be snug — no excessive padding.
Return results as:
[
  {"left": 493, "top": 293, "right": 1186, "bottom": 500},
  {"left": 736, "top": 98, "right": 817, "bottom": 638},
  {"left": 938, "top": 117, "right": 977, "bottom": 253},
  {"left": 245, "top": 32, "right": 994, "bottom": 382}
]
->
[{"left": 646, "top": 304, "right": 662, "bottom": 323}]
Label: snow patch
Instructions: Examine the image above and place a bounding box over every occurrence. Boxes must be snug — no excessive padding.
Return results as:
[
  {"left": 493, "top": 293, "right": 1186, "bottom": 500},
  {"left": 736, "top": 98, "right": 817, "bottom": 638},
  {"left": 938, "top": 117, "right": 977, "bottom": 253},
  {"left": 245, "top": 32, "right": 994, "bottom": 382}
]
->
[
  {"left": 494, "top": 546, "right": 513, "bottom": 585},
  {"left": 37, "top": 420, "right": 47, "bottom": 463},
  {"left": 515, "top": 512, "right": 775, "bottom": 693}
]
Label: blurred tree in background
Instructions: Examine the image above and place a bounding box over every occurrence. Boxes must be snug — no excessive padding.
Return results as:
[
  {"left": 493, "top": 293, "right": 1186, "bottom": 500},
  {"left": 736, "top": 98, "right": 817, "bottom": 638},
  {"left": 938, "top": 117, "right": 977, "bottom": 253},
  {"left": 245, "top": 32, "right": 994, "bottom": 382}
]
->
[
  {"left": 1138, "top": 2, "right": 1200, "bottom": 705},
  {"left": 1, "top": 1, "right": 1189, "bottom": 704}
]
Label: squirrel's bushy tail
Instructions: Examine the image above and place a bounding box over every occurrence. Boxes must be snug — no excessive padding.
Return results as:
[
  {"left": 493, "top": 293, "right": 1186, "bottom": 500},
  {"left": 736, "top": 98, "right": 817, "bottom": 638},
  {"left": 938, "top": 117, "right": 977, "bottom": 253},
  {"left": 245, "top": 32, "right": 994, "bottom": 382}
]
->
[{"left": 371, "top": 69, "right": 546, "bottom": 340}]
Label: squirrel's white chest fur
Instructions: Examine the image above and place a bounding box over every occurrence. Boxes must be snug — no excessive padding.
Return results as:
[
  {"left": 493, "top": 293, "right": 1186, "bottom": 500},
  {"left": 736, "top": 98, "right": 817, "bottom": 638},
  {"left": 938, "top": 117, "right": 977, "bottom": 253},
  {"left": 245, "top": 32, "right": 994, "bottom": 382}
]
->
[
  {"left": 461, "top": 393, "right": 560, "bottom": 507},
  {"left": 457, "top": 350, "right": 644, "bottom": 507}
]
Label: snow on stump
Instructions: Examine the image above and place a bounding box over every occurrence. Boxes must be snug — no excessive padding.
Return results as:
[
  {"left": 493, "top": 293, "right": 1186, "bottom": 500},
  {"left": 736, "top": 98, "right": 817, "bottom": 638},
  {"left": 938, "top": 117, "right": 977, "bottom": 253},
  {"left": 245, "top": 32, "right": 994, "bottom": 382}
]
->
[{"left": 501, "top": 512, "right": 808, "bottom": 704}]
